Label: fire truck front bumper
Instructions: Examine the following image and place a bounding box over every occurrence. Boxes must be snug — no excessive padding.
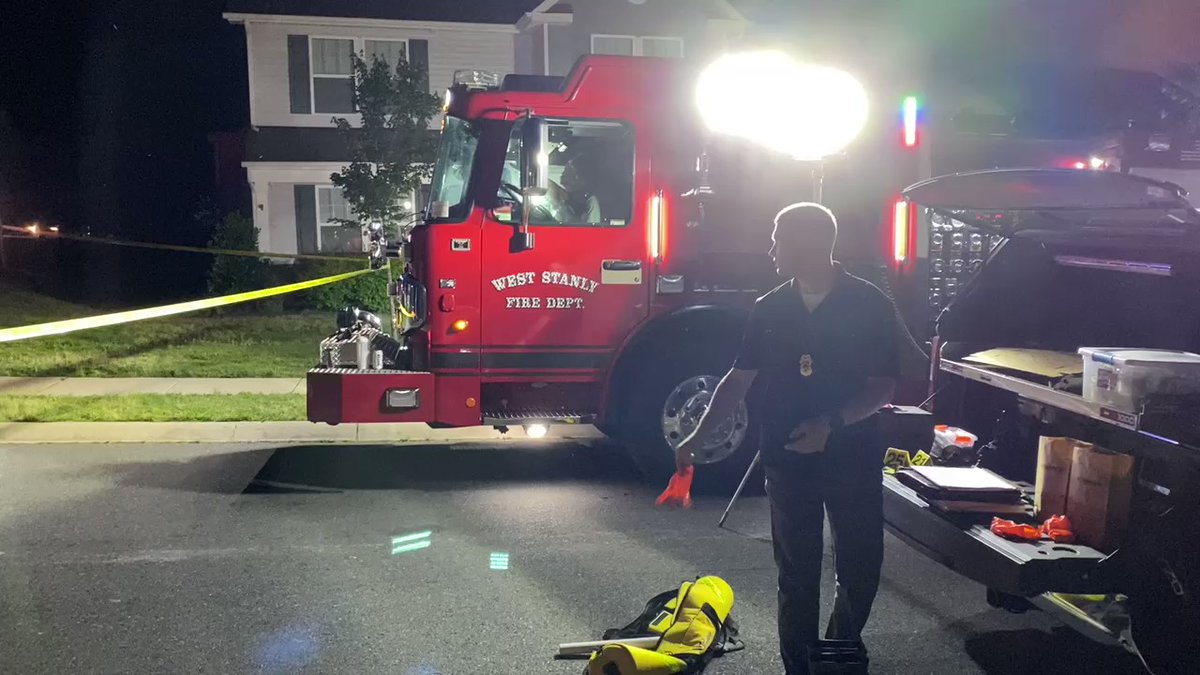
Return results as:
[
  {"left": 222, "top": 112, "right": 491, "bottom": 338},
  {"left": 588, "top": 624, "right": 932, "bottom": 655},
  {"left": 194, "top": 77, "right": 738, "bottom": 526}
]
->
[{"left": 307, "top": 368, "right": 437, "bottom": 425}]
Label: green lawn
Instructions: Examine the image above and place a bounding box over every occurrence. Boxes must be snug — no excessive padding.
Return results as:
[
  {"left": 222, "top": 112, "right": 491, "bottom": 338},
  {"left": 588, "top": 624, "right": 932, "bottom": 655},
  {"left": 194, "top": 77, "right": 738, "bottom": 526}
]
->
[
  {"left": 0, "top": 285, "right": 334, "bottom": 377},
  {"left": 0, "top": 394, "right": 306, "bottom": 422}
]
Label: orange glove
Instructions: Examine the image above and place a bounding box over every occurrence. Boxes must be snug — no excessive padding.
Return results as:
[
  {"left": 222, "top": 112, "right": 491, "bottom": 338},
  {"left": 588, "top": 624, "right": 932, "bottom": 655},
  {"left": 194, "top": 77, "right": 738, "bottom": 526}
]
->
[
  {"left": 1040, "top": 514, "right": 1075, "bottom": 543},
  {"left": 990, "top": 517, "right": 1042, "bottom": 541},
  {"left": 656, "top": 466, "right": 694, "bottom": 509}
]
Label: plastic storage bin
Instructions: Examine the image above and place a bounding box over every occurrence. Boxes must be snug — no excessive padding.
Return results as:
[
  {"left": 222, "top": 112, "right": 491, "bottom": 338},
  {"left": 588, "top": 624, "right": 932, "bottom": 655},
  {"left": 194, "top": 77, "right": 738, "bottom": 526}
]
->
[{"left": 1079, "top": 348, "right": 1200, "bottom": 413}]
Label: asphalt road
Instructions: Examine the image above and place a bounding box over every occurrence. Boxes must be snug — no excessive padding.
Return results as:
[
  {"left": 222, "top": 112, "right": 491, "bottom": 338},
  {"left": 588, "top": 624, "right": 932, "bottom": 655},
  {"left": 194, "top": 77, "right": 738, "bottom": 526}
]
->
[{"left": 0, "top": 439, "right": 1146, "bottom": 674}]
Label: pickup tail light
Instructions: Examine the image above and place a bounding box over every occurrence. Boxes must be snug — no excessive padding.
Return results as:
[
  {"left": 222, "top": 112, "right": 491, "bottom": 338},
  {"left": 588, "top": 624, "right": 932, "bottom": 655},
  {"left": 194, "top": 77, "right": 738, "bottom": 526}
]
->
[{"left": 892, "top": 198, "right": 912, "bottom": 264}]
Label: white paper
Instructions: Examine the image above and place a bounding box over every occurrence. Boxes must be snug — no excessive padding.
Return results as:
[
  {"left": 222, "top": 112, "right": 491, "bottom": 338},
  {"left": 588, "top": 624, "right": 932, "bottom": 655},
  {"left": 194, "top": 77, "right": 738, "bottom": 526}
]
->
[{"left": 910, "top": 466, "right": 1016, "bottom": 491}]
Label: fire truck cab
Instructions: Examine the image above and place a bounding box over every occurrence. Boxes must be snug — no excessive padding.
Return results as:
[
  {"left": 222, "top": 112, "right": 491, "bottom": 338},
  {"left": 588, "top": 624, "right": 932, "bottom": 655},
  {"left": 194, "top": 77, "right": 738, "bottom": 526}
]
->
[{"left": 308, "top": 54, "right": 932, "bottom": 481}]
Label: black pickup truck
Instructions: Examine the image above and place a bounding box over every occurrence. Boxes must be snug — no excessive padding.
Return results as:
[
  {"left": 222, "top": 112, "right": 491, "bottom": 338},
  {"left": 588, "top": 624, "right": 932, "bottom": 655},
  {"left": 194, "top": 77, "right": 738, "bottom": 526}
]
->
[{"left": 886, "top": 168, "right": 1200, "bottom": 674}]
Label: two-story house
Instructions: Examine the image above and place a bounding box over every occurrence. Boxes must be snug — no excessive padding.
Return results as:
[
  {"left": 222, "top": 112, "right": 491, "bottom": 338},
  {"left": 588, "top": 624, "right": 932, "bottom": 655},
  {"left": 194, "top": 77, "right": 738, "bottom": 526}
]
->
[
  {"left": 516, "top": 0, "right": 747, "bottom": 76},
  {"left": 223, "top": 1, "right": 528, "bottom": 255},
  {"left": 223, "top": 0, "right": 746, "bottom": 256}
]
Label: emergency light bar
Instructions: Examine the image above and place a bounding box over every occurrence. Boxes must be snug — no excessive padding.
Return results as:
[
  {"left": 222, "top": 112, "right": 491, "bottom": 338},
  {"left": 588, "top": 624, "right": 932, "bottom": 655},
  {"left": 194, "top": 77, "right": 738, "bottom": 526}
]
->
[
  {"left": 902, "top": 96, "right": 919, "bottom": 148},
  {"left": 453, "top": 69, "right": 500, "bottom": 89}
]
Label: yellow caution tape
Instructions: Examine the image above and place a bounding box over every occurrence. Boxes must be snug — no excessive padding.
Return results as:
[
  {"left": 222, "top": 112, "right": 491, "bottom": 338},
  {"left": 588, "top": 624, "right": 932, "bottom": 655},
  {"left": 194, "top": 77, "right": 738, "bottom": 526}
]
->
[
  {"left": 0, "top": 268, "right": 377, "bottom": 343},
  {"left": 1, "top": 227, "right": 362, "bottom": 262}
]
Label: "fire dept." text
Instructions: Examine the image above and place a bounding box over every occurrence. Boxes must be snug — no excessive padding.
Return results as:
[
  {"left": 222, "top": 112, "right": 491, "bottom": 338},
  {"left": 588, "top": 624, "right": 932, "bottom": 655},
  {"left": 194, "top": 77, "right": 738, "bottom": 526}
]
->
[{"left": 505, "top": 296, "right": 585, "bottom": 309}]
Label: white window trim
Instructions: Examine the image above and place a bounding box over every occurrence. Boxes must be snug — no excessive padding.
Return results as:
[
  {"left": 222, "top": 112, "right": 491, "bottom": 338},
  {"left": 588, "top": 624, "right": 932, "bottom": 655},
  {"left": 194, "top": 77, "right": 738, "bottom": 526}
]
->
[
  {"left": 590, "top": 34, "right": 684, "bottom": 58},
  {"left": 309, "top": 36, "right": 409, "bottom": 115}
]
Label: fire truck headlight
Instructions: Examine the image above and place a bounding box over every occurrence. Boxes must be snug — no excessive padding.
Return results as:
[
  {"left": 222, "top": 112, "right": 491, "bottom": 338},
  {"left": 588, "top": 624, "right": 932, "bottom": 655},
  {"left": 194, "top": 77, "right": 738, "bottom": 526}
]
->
[
  {"left": 524, "top": 423, "right": 549, "bottom": 439},
  {"left": 696, "top": 51, "right": 869, "bottom": 161}
]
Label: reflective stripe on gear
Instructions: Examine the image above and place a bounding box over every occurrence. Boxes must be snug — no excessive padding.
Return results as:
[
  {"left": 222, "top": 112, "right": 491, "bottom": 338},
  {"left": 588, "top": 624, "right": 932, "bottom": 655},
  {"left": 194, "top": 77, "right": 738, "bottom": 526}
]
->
[{"left": 587, "top": 576, "right": 739, "bottom": 675}]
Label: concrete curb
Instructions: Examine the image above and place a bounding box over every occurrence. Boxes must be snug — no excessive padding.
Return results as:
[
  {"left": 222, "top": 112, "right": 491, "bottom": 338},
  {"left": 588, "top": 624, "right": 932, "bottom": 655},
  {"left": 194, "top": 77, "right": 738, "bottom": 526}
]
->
[
  {"left": 0, "top": 377, "right": 305, "bottom": 396},
  {"left": 0, "top": 421, "right": 606, "bottom": 444}
]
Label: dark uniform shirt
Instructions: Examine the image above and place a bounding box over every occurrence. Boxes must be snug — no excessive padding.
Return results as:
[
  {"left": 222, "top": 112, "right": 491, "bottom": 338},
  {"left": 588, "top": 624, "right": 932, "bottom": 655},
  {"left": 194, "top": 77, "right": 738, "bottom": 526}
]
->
[{"left": 733, "top": 263, "right": 901, "bottom": 462}]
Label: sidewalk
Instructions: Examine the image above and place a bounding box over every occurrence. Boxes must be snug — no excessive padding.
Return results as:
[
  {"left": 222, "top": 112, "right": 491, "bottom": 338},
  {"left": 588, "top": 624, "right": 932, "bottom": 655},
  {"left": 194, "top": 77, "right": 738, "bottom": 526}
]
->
[{"left": 0, "top": 377, "right": 304, "bottom": 396}]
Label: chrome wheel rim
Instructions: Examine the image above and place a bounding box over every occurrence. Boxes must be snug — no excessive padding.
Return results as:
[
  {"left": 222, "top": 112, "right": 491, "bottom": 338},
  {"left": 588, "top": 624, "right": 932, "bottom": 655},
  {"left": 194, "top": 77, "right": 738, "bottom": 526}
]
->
[{"left": 661, "top": 374, "right": 749, "bottom": 464}]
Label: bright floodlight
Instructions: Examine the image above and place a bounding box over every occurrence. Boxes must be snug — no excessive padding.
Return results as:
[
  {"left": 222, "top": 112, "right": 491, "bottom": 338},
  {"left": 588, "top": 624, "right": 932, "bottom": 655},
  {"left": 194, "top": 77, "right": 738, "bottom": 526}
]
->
[{"left": 696, "top": 51, "right": 869, "bottom": 161}]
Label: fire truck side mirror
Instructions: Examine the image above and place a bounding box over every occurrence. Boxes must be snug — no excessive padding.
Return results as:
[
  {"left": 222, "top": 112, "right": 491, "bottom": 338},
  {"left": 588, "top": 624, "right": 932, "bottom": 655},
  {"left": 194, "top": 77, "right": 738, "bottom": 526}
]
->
[{"left": 521, "top": 117, "right": 550, "bottom": 196}]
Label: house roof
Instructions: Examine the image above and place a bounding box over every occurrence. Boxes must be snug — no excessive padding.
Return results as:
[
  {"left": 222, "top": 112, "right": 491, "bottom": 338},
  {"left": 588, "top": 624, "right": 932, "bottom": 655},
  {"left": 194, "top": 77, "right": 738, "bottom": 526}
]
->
[
  {"left": 225, "top": 0, "right": 543, "bottom": 25},
  {"left": 533, "top": 0, "right": 744, "bottom": 20}
]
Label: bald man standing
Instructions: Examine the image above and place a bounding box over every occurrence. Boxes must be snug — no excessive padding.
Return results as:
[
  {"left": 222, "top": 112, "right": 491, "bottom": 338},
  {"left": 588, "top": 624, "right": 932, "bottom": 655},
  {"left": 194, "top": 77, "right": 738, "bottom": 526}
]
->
[{"left": 676, "top": 203, "right": 900, "bottom": 674}]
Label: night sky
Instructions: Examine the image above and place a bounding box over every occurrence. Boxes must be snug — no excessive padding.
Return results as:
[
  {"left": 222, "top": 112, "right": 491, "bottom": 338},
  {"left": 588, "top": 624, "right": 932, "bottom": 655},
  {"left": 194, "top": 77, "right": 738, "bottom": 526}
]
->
[
  {"left": 1, "top": 0, "right": 1197, "bottom": 239},
  {"left": 1, "top": 0, "right": 246, "bottom": 237}
]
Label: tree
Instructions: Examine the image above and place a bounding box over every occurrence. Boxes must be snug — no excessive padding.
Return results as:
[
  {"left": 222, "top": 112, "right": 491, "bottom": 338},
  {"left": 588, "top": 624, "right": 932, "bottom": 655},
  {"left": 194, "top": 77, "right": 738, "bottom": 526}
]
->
[
  {"left": 206, "top": 212, "right": 265, "bottom": 298},
  {"left": 330, "top": 52, "right": 441, "bottom": 234}
]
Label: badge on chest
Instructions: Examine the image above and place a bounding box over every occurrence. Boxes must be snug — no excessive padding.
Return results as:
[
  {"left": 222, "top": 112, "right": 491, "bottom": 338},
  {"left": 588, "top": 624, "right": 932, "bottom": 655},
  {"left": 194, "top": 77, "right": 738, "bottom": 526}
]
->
[{"left": 799, "top": 354, "right": 814, "bottom": 377}]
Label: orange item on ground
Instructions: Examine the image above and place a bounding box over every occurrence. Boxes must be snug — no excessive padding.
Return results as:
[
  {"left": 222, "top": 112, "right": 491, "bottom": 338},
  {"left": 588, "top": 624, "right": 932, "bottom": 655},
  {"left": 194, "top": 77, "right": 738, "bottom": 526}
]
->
[
  {"left": 990, "top": 517, "right": 1042, "bottom": 541},
  {"left": 1040, "top": 514, "right": 1075, "bottom": 543},
  {"left": 657, "top": 466, "right": 694, "bottom": 508},
  {"left": 991, "top": 515, "right": 1077, "bottom": 543}
]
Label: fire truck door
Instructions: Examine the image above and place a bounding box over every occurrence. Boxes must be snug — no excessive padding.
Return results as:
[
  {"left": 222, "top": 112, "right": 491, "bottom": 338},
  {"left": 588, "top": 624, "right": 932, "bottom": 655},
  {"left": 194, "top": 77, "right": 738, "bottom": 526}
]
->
[{"left": 480, "top": 119, "right": 649, "bottom": 373}]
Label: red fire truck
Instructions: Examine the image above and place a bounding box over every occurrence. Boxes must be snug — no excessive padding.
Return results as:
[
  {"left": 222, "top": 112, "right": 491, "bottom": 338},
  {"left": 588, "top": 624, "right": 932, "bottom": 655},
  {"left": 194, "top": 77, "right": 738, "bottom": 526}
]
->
[{"left": 307, "top": 54, "right": 1087, "bottom": 481}]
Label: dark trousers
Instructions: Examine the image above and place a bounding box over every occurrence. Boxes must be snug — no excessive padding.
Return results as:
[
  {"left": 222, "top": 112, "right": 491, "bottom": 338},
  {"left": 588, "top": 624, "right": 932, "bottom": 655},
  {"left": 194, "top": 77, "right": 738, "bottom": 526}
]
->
[{"left": 765, "top": 441, "right": 884, "bottom": 675}]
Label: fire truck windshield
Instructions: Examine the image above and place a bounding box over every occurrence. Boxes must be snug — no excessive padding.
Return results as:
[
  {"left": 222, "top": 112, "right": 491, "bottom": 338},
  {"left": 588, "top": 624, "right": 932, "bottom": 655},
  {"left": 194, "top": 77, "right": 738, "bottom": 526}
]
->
[{"left": 428, "top": 117, "right": 479, "bottom": 221}]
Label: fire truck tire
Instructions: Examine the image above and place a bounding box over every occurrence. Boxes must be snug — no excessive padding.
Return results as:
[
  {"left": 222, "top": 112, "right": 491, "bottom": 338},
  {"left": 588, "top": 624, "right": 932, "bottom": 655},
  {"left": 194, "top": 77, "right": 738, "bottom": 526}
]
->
[{"left": 619, "top": 353, "right": 757, "bottom": 490}]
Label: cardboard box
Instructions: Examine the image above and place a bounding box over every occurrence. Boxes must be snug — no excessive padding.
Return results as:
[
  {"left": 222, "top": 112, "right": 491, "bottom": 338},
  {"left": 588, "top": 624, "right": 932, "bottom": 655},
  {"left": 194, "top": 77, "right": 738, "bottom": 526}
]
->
[
  {"left": 1036, "top": 437, "right": 1082, "bottom": 518},
  {"left": 1067, "top": 444, "right": 1135, "bottom": 551}
]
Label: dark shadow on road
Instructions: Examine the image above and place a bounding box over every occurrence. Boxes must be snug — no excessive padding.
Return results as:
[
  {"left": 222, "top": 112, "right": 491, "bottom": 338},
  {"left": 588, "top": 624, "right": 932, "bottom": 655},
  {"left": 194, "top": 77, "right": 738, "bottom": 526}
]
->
[
  {"left": 104, "top": 446, "right": 279, "bottom": 494},
  {"left": 964, "top": 627, "right": 1143, "bottom": 674},
  {"left": 104, "top": 440, "right": 642, "bottom": 495},
  {"left": 244, "top": 440, "right": 639, "bottom": 493}
]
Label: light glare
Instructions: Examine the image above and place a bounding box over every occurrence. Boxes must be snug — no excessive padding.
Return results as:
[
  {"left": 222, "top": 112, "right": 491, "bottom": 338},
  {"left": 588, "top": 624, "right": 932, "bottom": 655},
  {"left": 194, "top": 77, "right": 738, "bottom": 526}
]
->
[
  {"left": 525, "top": 423, "right": 548, "bottom": 439},
  {"left": 696, "top": 51, "right": 869, "bottom": 160}
]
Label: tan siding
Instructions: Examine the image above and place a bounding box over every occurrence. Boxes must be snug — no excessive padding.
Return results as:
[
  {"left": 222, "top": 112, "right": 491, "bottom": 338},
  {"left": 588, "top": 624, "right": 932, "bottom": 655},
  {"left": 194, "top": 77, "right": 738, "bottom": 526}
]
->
[{"left": 244, "top": 20, "right": 514, "bottom": 129}]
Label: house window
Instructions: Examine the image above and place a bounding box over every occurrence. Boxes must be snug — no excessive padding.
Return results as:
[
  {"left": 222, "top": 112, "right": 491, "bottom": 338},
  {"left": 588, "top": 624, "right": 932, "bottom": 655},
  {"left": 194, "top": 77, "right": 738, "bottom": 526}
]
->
[
  {"left": 591, "top": 34, "right": 684, "bottom": 58},
  {"left": 309, "top": 38, "right": 410, "bottom": 114},
  {"left": 311, "top": 38, "right": 355, "bottom": 113},
  {"left": 640, "top": 37, "right": 685, "bottom": 59},
  {"left": 591, "top": 35, "right": 635, "bottom": 56},
  {"left": 364, "top": 39, "right": 407, "bottom": 69},
  {"left": 316, "top": 186, "right": 360, "bottom": 253}
]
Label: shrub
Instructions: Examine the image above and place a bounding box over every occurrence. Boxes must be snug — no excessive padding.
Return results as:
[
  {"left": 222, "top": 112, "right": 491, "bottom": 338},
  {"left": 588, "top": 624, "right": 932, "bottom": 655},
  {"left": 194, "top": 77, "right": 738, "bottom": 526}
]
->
[
  {"left": 206, "top": 212, "right": 266, "bottom": 296},
  {"left": 296, "top": 259, "right": 388, "bottom": 313}
]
